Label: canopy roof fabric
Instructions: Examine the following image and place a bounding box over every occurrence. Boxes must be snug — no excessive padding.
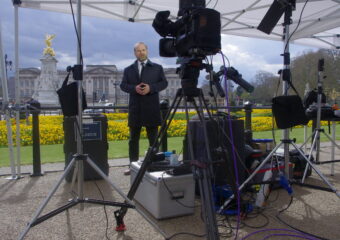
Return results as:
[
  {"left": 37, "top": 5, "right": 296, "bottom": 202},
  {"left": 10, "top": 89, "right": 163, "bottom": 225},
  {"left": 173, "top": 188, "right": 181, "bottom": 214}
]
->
[{"left": 17, "top": 0, "right": 340, "bottom": 49}]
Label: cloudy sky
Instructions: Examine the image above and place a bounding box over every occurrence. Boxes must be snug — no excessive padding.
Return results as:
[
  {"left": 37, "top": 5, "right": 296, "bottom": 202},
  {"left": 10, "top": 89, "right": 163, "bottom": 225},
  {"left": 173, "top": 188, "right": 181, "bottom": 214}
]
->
[{"left": 0, "top": 1, "right": 317, "bottom": 83}]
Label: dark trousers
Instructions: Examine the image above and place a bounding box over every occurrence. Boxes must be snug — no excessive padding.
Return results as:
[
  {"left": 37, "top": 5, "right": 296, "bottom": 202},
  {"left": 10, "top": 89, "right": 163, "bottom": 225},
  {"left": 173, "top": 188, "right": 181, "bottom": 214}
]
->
[{"left": 129, "top": 126, "right": 158, "bottom": 163}]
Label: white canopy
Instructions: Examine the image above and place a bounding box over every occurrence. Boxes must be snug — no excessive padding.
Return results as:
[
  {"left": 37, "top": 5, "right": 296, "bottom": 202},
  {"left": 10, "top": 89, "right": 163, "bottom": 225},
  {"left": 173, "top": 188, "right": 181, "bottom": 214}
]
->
[{"left": 17, "top": 0, "right": 340, "bottom": 49}]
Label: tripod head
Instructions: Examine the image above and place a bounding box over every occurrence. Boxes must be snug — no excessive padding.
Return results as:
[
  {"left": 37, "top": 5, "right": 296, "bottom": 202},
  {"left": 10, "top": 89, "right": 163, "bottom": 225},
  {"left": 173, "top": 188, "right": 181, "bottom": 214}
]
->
[{"left": 176, "top": 57, "right": 211, "bottom": 98}]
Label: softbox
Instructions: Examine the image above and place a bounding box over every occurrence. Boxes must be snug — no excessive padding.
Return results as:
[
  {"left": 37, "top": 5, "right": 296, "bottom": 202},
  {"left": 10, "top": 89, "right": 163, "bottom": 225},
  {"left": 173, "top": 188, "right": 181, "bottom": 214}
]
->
[
  {"left": 57, "top": 72, "right": 87, "bottom": 116},
  {"left": 272, "top": 95, "right": 309, "bottom": 129}
]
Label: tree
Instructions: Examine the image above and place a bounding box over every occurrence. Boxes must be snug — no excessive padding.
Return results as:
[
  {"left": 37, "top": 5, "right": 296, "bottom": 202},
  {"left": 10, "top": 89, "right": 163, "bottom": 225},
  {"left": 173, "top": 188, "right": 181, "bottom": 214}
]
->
[
  {"left": 291, "top": 49, "right": 340, "bottom": 102},
  {"left": 249, "top": 71, "right": 279, "bottom": 105}
]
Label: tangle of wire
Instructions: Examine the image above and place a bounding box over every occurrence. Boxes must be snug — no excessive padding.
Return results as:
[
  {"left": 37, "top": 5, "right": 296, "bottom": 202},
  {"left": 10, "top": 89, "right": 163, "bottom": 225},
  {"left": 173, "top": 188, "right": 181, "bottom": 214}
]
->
[{"left": 219, "top": 50, "right": 242, "bottom": 240}]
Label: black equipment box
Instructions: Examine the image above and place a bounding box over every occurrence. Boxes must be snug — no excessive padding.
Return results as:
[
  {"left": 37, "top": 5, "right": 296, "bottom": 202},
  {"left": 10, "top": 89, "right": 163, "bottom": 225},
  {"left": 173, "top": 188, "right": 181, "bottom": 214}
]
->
[
  {"left": 273, "top": 149, "right": 312, "bottom": 179},
  {"left": 63, "top": 114, "right": 109, "bottom": 182},
  {"left": 184, "top": 117, "right": 246, "bottom": 187}
]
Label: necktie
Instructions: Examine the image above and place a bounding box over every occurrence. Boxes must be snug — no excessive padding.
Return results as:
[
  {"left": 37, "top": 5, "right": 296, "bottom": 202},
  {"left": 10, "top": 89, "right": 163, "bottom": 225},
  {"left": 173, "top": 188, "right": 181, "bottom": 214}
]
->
[{"left": 140, "top": 62, "right": 145, "bottom": 77}]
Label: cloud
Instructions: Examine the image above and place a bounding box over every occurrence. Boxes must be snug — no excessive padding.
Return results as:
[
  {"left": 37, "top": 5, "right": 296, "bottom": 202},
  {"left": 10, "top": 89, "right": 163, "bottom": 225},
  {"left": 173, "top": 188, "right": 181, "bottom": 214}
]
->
[
  {"left": 0, "top": 0, "right": 315, "bottom": 82},
  {"left": 56, "top": 52, "right": 77, "bottom": 69}
]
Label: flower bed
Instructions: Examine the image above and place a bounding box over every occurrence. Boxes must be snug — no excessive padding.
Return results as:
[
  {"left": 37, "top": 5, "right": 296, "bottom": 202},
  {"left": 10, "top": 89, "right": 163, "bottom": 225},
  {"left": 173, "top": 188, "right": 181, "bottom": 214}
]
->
[{"left": 0, "top": 112, "right": 334, "bottom": 146}]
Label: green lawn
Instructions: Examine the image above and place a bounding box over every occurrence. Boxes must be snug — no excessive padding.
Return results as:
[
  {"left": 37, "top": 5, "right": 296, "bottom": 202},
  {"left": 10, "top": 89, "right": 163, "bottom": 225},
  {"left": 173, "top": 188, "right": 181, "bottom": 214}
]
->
[
  {"left": 0, "top": 137, "right": 185, "bottom": 167},
  {"left": 0, "top": 126, "right": 339, "bottom": 167}
]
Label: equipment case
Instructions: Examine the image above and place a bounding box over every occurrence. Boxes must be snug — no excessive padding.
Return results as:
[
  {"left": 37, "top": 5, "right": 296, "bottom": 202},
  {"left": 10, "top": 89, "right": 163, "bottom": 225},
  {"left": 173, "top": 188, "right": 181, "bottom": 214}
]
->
[
  {"left": 63, "top": 114, "right": 109, "bottom": 182},
  {"left": 130, "top": 161, "right": 195, "bottom": 219}
]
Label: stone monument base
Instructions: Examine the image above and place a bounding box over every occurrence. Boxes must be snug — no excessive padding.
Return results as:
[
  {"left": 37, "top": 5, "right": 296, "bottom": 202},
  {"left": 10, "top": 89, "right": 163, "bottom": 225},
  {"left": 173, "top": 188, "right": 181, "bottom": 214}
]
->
[{"left": 33, "top": 90, "right": 59, "bottom": 106}]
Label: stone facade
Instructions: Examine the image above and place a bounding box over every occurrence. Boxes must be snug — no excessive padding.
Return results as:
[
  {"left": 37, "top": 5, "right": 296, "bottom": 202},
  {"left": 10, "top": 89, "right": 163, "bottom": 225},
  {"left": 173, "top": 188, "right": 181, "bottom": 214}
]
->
[{"left": 18, "top": 65, "right": 181, "bottom": 105}]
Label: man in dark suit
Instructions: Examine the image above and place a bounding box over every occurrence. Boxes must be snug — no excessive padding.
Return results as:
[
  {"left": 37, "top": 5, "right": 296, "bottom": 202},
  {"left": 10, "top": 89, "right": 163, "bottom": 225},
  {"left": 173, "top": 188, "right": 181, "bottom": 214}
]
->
[{"left": 120, "top": 42, "right": 168, "bottom": 175}]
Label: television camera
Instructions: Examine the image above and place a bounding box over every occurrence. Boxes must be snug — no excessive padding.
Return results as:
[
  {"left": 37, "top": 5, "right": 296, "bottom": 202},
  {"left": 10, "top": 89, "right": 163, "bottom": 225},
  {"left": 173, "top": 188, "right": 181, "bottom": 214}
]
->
[{"left": 152, "top": 0, "right": 221, "bottom": 96}]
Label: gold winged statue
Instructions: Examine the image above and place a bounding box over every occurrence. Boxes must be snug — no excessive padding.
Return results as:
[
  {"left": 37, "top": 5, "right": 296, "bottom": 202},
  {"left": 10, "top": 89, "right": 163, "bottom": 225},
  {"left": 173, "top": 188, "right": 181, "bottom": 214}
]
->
[{"left": 43, "top": 34, "right": 56, "bottom": 56}]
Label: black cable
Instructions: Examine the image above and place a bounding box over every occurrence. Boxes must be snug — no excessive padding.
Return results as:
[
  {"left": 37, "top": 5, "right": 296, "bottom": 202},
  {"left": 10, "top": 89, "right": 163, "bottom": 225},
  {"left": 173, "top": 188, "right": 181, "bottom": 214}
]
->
[
  {"left": 93, "top": 181, "right": 110, "bottom": 240},
  {"left": 165, "top": 231, "right": 206, "bottom": 240},
  {"left": 161, "top": 172, "right": 196, "bottom": 208},
  {"left": 69, "top": 0, "right": 83, "bottom": 65},
  {"left": 217, "top": 223, "right": 233, "bottom": 238},
  {"left": 224, "top": 214, "right": 245, "bottom": 230},
  {"left": 284, "top": 0, "right": 310, "bottom": 53},
  {"left": 243, "top": 212, "right": 270, "bottom": 229},
  {"left": 266, "top": 185, "right": 280, "bottom": 203},
  {"left": 279, "top": 195, "right": 293, "bottom": 214},
  {"left": 275, "top": 196, "right": 332, "bottom": 240},
  {"left": 67, "top": 0, "right": 85, "bottom": 146},
  {"left": 243, "top": 205, "right": 265, "bottom": 219}
]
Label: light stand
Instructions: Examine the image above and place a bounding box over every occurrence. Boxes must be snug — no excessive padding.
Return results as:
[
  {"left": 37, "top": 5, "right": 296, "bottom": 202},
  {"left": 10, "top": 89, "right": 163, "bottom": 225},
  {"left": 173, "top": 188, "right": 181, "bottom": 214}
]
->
[
  {"left": 18, "top": 2, "right": 135, "bottom": 239},
  {"left": 219, "top": 0, "right": 297, "bottom": 210},
  {"left": 0, "top": 26, "right": 17, "bottom": 180},
  {"left": 219, "top": 0, "right": 340, "bottom": 210},
  {"left": 299, "top": 59, "right": 340, "bottom": 190},
  {"left": 18, "top": 68, "right": 136, "bottom": 240}
]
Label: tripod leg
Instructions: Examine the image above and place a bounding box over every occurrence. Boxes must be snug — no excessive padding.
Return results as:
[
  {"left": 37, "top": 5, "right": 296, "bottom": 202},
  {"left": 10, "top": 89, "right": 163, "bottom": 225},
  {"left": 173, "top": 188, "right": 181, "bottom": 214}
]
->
[
  {"left": 77, "top": 159, "right": 84, "bottom": 210},
  {"left": 320, "top": 128, "right": 340, "bottom": 149},
  {"left": 315, "top": 130, "right": 340, "bottom": 176},
  {"left": 85, "top": 156, "right": 171, "bottom": 235},
  {"left": 184, "top": 94, "right": 219, "bottom": 240},
  {"left": 70, "top": 161, "right": 78, "bottom": 192},
  {"left": 197, "top": 93, "right": 219, "bottom": 239},
  {"left": 299, "top": 130, "right": 314, "bottom": 150},
  {"left": 85, "top": 156, "right": 133, "bottom": 204},
  {"left": 331, "top": 122, "right": 336, "bottom": 175},
  {"left": 291, "top": 142, "right": 340, "bottom": 198},
  {"left": 18, "top": 157, "right": 77, "bottom": 240},
  {"left": 302, "top": 130, "right": 320, "bottom": 183},
  {"left": 316, "top": 130, "right": 321, "bottom": 163}
]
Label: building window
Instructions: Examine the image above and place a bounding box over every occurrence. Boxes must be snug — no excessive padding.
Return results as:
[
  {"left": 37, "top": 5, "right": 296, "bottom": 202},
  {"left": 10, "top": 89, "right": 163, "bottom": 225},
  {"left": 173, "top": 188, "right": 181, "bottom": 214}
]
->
[{"left": 93, "top": 76, "right": 109, "bottom": 101}]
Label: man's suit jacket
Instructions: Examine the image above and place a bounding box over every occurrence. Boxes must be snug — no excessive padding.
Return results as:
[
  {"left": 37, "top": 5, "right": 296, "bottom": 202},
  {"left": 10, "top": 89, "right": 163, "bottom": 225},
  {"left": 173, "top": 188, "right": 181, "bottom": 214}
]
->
[{"left": 120, "top": 60, "right": 168, "bottom": 127}]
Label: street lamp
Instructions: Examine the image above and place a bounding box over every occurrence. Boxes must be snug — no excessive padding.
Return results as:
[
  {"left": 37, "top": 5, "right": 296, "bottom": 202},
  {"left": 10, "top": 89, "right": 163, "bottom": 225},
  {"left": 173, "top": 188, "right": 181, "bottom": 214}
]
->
[
  {"left": 4, "top": 54, "right": 12, "bottom": 78},
  {"left": 113, "top": 81, "right": 119, "bottom": 110},
  {"left": 4, "top": 54, "right": 12, "bottom": 101}
]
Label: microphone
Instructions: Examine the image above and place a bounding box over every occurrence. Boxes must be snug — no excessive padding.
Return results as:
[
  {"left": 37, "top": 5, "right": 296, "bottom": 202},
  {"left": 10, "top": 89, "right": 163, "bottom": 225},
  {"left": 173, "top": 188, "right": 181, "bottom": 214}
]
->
[{"left": 218, "top": 66, "right": 254, "bottom": 93}]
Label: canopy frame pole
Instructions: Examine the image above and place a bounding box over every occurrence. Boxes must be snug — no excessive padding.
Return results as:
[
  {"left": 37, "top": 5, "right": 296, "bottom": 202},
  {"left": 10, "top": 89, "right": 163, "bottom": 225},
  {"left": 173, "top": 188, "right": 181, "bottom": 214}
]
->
[
  {"left": 0, "top": 21, "right": 17, "bottom": 179},
  {"left": 14, "top": 2, "right": 22, "bottom": 178}
]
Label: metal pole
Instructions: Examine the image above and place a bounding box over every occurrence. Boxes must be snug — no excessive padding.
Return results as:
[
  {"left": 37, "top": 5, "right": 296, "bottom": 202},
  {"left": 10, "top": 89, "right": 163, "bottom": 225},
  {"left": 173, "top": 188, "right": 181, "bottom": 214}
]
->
[
  {"left": 282, "top": 5, "right": 292, "bottom": 179},
  {"left": 14, "top": 4, "right": 21, "bottom": 178},
  {"left": 76, "top": 0, "right": 85, "bottom": 208},
  {"left": 0, "top": 21, "right": 17, "bottom": 179},
  {"left": 315, "top": 59, "right": 324, "bottom": 163},
  {"left": 160, "top": 99, "right": 169, "bottom": 152},
  {"left": 244, "top": 102, "right": 253, "bottom": 144},
  {"left": 331, "top": 121, "right": 335, "bottom": 175},
  {"left": 31, "top": 111, "right": 42, "bottom": 176}
]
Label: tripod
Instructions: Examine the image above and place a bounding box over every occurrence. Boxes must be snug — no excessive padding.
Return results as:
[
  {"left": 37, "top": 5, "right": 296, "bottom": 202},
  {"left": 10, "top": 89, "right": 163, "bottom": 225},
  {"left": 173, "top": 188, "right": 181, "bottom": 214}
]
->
[
  {"left": 114, "top": 85, "right": 220, "bottom": 239},
  {"left": 299, "top": 59, "right": 340, "bottom": 188},
  {"left": 219, "top": 2, "right": 340, "bottom": 211},
  {"left": 18, "top": 65, "right": 136, "bottom": 239}
]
